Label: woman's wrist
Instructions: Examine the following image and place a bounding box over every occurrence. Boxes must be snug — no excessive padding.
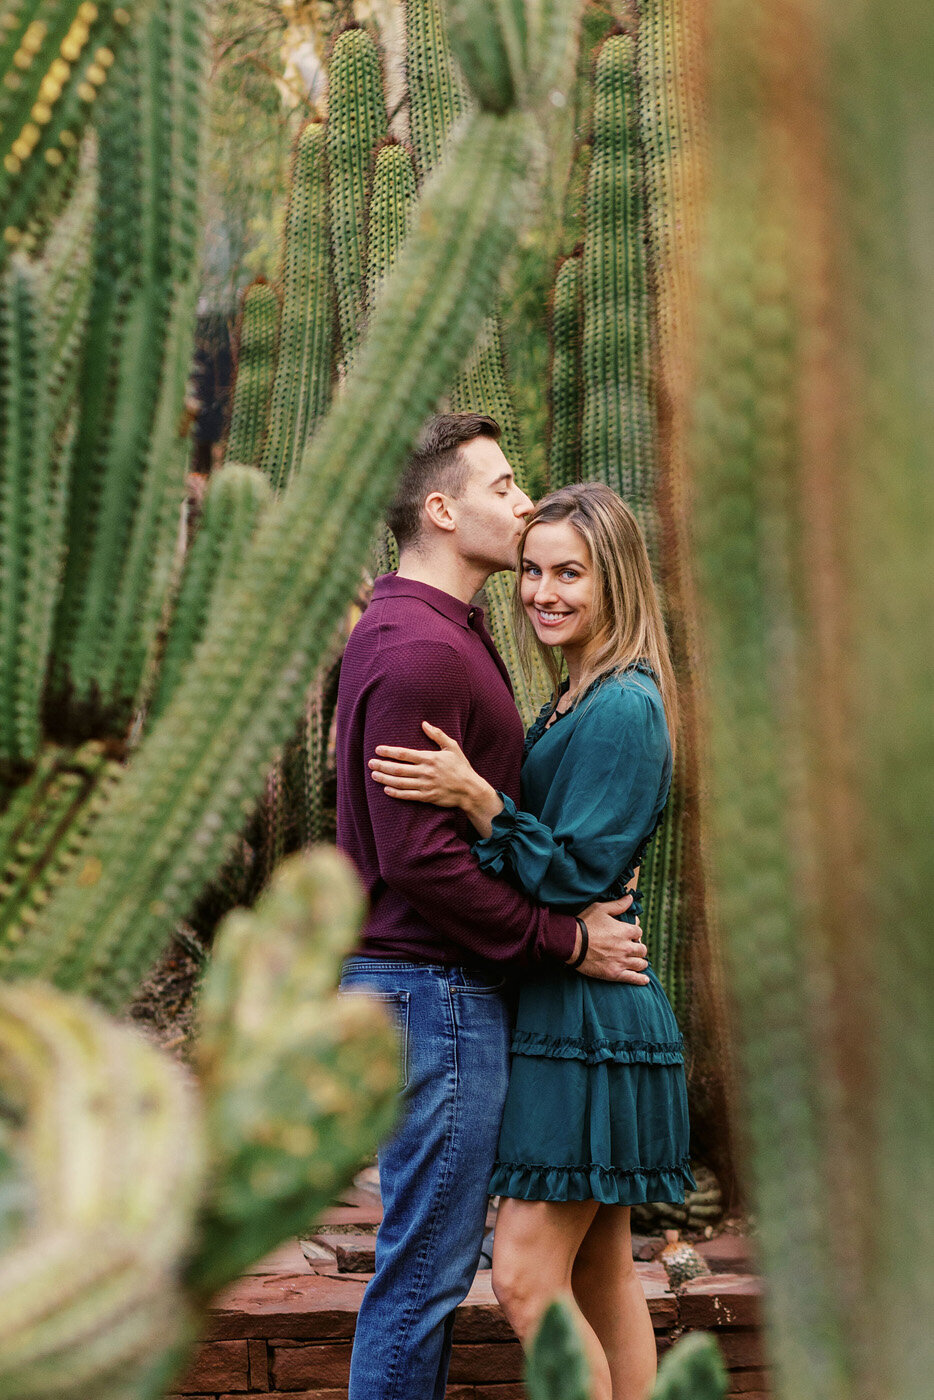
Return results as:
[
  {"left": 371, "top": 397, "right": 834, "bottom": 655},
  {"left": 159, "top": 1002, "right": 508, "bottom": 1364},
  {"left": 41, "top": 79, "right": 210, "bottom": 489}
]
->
[{"left": 463, "top": 773, "right": 504, "bottom": 838}]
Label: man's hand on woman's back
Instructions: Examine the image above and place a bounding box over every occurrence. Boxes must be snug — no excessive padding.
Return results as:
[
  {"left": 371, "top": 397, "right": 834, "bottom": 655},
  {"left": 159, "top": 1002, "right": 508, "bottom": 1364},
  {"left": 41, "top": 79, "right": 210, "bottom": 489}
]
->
[{"left": 571, "top": 895, "right": 650, "bottom": 983}]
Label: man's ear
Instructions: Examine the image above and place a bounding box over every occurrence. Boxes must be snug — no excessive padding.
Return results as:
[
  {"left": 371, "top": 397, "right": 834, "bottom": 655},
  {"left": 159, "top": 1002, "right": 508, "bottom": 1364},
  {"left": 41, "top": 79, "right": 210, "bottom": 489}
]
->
[{"left": 423, "top": 491, "right": 457, "bottom": 533}]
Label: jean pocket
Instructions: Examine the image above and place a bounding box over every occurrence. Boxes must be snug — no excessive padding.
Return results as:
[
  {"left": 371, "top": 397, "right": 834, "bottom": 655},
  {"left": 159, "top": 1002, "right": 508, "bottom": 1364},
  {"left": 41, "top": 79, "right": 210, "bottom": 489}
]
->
[
  {"left": 450, "top": 975, "right": 507, "bottom": 996},
  {"left": 340, "top": 985, "right": 410, "bottom": 1090}
]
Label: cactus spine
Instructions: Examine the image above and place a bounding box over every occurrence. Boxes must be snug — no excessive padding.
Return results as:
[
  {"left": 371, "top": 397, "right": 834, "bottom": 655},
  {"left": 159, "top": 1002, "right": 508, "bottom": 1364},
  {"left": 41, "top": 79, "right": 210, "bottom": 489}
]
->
[
  {"left": 224, "top": 279, "right": 279, "bottom": 469},
  {"left": 548, "top": 251, "right": 582, "bottom": 489},
  {"left": 326, "top": 27, "right": 387, "bottom": 366},
  {"left": 258, "top": 122, "right": 334, "bottom": 494}
]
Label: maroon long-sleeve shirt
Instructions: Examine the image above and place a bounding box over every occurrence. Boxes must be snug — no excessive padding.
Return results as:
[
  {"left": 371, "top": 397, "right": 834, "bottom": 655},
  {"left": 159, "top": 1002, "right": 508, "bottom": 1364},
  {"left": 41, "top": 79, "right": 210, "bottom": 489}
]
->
[{"left": 336, "top": 574, "right": 577, "bottom": 967}]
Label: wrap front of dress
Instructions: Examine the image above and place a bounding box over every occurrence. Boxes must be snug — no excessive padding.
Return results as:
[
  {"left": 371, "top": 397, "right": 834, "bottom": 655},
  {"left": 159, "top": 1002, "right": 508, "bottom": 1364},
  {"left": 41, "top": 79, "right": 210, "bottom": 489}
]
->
[{"left": 475, "top": 665, "right": 695, "bottom": 1204}]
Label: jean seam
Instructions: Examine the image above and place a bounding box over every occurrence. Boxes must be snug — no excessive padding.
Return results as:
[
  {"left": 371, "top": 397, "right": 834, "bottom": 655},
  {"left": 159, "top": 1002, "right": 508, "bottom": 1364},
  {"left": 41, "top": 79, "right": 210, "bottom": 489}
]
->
[{"left": 380, "top": 978, "right": 459, "bottom": 1400}]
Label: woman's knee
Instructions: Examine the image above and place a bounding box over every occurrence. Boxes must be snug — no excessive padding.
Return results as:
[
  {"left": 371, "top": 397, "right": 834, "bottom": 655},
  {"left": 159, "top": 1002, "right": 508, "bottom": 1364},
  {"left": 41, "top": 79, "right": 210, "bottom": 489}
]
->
[{"left": 492, "top": 1254, "right": 549, "bottom": 1334}]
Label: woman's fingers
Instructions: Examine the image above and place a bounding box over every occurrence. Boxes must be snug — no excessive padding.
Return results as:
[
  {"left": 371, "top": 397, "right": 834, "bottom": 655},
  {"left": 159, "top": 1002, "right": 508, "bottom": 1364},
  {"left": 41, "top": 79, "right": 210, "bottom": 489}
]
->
[
  {"left": 369, "top": 758, "right": 431, "bottom": 778},
  {"left": 422, "top": 721, "right": 458, "bottom": 748},
  {"left": 373, "top": 744, "right": 430, "bottom": 761}
]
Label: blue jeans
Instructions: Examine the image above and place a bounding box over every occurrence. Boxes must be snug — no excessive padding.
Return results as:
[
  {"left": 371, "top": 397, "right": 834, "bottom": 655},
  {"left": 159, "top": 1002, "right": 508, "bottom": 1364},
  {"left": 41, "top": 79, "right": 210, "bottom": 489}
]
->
[{"left": 340, "top": 958, "right": 511, "bottom": 1400}]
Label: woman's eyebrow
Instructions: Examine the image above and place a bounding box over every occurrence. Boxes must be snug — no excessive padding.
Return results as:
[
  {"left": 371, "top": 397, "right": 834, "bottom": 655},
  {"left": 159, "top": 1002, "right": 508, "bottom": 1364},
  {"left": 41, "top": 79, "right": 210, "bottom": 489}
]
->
[{"left": 524, "top": 557, "right": 588, "bottom": 570}]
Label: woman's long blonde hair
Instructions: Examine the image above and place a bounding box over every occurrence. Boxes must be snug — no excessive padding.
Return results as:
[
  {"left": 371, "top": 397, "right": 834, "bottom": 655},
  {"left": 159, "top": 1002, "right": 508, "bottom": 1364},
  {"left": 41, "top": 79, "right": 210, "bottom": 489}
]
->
[{"left": 512, "top": 482, "right": 679, "bottom": 754}]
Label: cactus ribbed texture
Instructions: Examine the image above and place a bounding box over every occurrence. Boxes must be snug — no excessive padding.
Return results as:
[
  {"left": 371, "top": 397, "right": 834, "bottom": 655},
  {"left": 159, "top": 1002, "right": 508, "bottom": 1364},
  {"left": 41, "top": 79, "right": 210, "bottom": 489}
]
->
[
  {"left": 188, "top": 848, "right": 399, "bottom": 1299},
  {"left": 0, "top": 1, "right": 137, "bottom": 264},
  {"left": 688, "top": 0, "right": 934, "bottom": 1394},
  {"left": 48, "top": 0, "right": 207, "bottom": 737},
  {"left": 450, "top": 314, "right": 550, "bottom": 724},
  {"left": 580, "top": 34, "right": 656, "bottom": 550},
  {"left": 0, "top": 255, "right": 55, "bottom": 766},
  {"left": 326, "top": 28, "right": 387, "bottom": 366},
  {"left": 404, "top": 0, "right": 471, "bottom": 178},
  {"left": 37, "top": 142, "right": 95, "bottom": 431},
  {"left": 652, "top": 1332, "right": 728, "bottom": 1400},
  {"left": 224, "top": 279, "right": 279, "bottom": 469},
  {"left": 148, "top": 465, "right": 270, "bottom": 723},
  {"left": 547, "top": 251, "right": 582, "bottom": 489},
  {"left": 0, "top": 979, "right": 204, "bottom": 1400},
  {"left": 0, "top": 741, "right": 121, "bottom": 951},
  {"left": 366, "top": 139, "right": 417, "bottom": 310},
  {"left": 259, "top": 122, "right": 334, "bottom": 494},
  {"left": 525, "top": 1299, "right": 592, "bottom": 1400},
  {"left": 8, "top": 97, "right": 553, "bottom": 1005},
  {"left": 297, "top": 651, "right": 342, "bottom": 847}
]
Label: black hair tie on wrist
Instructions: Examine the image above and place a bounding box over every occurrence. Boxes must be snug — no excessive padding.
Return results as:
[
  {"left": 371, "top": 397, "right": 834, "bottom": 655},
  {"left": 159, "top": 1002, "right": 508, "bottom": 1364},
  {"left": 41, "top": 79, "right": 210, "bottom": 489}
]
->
[{"left": 569, "top": 916, "right": 589, "bottom": 969}]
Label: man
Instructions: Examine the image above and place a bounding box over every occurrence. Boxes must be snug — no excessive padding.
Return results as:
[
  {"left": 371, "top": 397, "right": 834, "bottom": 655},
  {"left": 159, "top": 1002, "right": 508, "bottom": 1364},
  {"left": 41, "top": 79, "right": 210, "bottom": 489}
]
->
[{"left": 336, "top": 414, "right": 650, "bottom": 1400}]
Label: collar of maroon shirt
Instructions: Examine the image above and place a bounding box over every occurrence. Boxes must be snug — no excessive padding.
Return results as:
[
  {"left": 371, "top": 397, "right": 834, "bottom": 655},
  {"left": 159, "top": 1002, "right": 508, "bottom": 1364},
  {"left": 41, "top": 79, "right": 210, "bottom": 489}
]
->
[{"left": 371, "top": 573, "right": 515, "bottom": 694}]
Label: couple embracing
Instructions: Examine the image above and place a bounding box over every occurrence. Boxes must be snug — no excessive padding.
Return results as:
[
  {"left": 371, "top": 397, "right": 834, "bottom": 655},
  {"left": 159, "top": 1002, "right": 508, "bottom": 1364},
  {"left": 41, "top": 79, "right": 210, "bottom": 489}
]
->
[{"left": 336, "top": 414, "right": 694, "bottom": 1400}]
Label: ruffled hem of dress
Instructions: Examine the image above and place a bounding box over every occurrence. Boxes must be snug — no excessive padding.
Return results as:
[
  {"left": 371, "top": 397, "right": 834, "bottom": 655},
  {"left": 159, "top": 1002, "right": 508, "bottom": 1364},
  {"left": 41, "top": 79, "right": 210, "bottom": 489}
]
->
[
  {"left": 510, "top": 1028, "right": 685, "bottom": 1065},
  {"left": 490, "top": 1157, "right": 697, "bottom": 1205}
]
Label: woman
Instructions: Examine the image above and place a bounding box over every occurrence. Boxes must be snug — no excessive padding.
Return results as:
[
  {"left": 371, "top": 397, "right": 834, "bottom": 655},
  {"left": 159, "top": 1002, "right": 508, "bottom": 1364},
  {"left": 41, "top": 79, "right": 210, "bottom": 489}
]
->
[{"left": 368, "top": 483, "right": 693, "bottom": 1400}]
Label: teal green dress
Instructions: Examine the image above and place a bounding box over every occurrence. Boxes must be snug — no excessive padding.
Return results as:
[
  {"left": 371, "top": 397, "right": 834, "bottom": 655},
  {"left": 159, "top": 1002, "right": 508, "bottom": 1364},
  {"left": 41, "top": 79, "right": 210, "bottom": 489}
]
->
[{"left": 476, "top": 664, "right": 695, "bottom": 1204}]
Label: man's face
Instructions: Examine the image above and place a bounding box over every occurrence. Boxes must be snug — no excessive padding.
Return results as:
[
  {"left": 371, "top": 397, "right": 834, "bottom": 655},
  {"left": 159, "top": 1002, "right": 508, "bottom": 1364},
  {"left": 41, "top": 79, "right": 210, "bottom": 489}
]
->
[{"left": 448, "top": 436, "right": 534, "bottom": 574}]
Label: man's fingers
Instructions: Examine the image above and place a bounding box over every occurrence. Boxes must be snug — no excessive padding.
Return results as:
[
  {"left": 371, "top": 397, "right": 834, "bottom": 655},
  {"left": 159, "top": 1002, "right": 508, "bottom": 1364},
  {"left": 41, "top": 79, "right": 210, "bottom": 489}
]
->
[
  {"left": 373, "top": 745, "right": 430, "bottom": 761},
  {"left": 422, "top": 721, "right": 458, "bottom": 748}
]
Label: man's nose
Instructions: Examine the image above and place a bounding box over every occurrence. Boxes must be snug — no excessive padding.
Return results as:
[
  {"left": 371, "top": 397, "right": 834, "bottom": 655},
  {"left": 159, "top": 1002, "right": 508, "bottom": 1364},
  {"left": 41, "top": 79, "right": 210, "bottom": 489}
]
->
[{"left": 514, "top": 490, "right": 534, "bottom": 517}]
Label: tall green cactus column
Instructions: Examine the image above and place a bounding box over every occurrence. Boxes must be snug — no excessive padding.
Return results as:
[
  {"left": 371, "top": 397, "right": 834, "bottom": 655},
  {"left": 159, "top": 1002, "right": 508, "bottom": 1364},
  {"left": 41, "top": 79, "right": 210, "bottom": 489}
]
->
[
  {"left": 404, "top": 0, "right": 470, "bottom": 178},
  {"left": 547, "top": 252, "right": 583, "bottom": 491},
  {"left": 580, "top": 32, "right": 657, "bottom": 551},
  {"left": 259, "top": 121, "right": 334, "bottom": 494},
  {"left": 326, "top": 26, "right": 388, "bottom": 367},
  {"left": 224, "top": 279, "right": 280, "bottom": 470},
  {"left": 47, "top": 0, "right": 208, "bottom": 740}
]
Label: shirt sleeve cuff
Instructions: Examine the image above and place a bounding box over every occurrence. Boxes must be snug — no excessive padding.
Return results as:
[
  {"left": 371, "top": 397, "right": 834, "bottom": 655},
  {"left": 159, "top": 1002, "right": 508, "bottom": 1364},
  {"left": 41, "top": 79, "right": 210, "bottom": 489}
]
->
[{"left": 472, "top": 792, "right": 520, "bottom": 874}]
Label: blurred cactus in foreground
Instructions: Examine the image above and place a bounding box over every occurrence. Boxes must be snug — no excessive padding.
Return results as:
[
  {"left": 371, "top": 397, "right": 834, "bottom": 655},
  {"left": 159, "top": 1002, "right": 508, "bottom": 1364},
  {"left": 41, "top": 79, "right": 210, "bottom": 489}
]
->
[
  {"left": 525, "top": 1299, "right": 726, "bottom": 1400},
  {"left": 690, "top": 0, "right": 934, "bottom": 1398}
]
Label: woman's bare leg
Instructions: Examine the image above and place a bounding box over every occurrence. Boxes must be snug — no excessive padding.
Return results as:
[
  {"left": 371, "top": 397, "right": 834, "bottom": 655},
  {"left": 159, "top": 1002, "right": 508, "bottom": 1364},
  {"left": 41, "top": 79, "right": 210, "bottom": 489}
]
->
[
  {"left": 492, "top": 1197, "right": 612, "bottom": 1400},
  {"left": 571, "top": 1205, "right": 657, "bottom": 1400}
]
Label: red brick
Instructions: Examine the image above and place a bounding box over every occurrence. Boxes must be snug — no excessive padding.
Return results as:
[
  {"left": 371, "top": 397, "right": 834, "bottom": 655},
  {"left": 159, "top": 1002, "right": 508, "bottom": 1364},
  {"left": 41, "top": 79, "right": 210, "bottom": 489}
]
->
[
  {"left": 452, "top": 1274, "right": 519, "bottom": 1343},
  {"left": 316, "top": 1202, "right": 383, "bottom": 1228},
  {"left": 227, "top": 1393, "right": 345, "bottom": 1399},
  {"left": 678, "top": 1274, "right": 764, "bottom": 1329},
  {"left": 635, "top": 1261, "right": 679, "bottom": 1329},
  {"left": 714, "top": 1330, "right": 767, "bottom": 1370},
  {"left": 206, "top": 1273, "right": 366, "bottom": 1341},
  {"left": 696, "top": 1234, "right": 758, "bottom": 1274},
  {"left": 248, "top": 1241, "right": 311, "bottom": 1276},
  {"left": 271, "top": 1341, "right": 353, "bottom": 1388},
  {"left": 728, "top": 1368, "right": 771, "bottom": 1393},
  {"left": 178, "top": 1340, "right": 250, "bottom": 1392},
  {"left": 447, "top": 1342, "right": 525, "bottom": 1384},
  {"left": 335, "top": 1238, "right": 375, "bottom": 1274},
  {"left": 249, "top": 1338, "right": 270, "bottom": 1390},
  {"left": 166, "top": 1395, "right": 214, "bottom": 1399},
  {"left": 446, "top": 1388, "right": 477, "bottom": 1399}
]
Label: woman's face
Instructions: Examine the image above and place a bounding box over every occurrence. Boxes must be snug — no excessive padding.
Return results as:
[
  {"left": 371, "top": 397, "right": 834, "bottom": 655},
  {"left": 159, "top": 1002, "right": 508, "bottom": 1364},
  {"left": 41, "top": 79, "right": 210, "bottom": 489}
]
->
[{"left": 519, "top": 520, "right": 597, "bottom": 651}]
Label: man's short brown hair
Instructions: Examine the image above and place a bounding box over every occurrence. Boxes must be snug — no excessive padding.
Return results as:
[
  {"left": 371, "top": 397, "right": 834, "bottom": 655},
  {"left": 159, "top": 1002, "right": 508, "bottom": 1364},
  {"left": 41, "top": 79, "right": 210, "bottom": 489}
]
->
[{"left": 386, "top": 413, "right": 502, "bottom": 550}]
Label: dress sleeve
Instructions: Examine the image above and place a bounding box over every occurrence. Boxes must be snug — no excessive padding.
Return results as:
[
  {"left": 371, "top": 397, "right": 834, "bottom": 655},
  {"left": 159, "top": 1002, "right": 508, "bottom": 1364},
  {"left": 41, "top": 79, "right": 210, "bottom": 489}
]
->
[{"left": 472, "top": 680, "right": 670, "bottom": 909}]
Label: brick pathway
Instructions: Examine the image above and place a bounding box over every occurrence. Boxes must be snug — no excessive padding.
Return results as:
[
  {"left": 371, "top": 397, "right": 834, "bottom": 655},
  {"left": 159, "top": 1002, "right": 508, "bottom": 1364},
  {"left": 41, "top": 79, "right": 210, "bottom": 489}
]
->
[{"left": 171, "top": 1195, "right": 769, "bottom": 1399}]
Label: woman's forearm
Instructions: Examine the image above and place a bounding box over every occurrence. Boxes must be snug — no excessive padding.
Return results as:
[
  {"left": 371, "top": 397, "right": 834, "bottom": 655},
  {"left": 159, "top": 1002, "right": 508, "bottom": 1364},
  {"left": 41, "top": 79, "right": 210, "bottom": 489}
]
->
[{"left": 462, "top": 772, "right": 505, "bottom": 838}]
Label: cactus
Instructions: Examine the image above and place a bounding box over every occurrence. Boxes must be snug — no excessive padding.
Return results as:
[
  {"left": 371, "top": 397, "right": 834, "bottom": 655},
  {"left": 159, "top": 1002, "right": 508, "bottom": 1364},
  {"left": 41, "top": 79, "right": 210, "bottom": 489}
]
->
[
  {"left": 580, "top": 33, "right": 656, "bottom": 547},
  {"left": 148, "top": 465, "right": 270, "bottom": 723},
  {"left": 366, "top": 138, "right": 417, "bottom": 310},
  {"left": 326, "top": 27, "right": 387, "bottom": 366},
  {"left": 404, "top": 0, "right": 471, "bottom": 178},
  {"left": 547, "top": 251, "right": 582, "bottom": 489},
  {"left": 652, "top": 1332, "right": 728, "bottom": 1400},
  {"left": 0, "top": 1, "right": 135, "bottom": 262},
  {"left": 525, "top": 1298, "right": 593, "bottom": 1400},
  {"left": 0, "top": 850, "right": 399, "bottom": 1398},
  {"left": 258, "top": 121, "right": 334, "bottom": 494},
  {"left": 224, "top": 279, "right": 279, "bottom": 469},
  {"left": 47, "top": 0, "right": 206, "bottom": 739}
]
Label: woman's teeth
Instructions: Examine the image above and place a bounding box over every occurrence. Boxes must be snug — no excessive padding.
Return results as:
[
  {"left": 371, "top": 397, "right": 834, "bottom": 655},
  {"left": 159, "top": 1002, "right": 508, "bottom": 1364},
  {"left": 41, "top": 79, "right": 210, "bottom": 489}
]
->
[{"left": 536, "top": 609, "right": 570, "bottom": 626}]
